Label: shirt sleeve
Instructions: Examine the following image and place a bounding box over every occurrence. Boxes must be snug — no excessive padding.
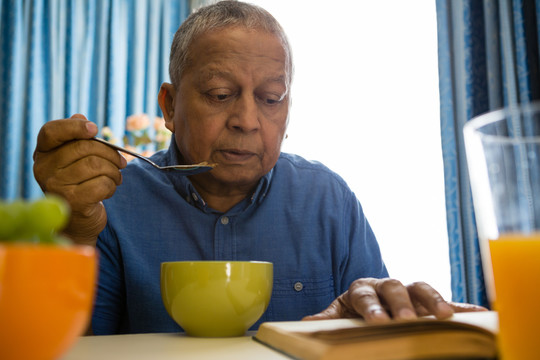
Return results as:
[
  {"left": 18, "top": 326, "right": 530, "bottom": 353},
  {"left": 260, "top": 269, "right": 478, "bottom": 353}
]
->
[
  {"left": 91, "top": 223, "right": 126, "bottom": 335},
  {"left": 338, "top": 189, "right": 389, "bottom": 293}
]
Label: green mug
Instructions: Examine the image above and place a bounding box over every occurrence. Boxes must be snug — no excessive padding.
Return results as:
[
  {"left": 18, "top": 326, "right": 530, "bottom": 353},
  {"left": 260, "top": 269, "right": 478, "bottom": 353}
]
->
[{"left": 161, "top": 261, "right": 273, "bottom": 337}]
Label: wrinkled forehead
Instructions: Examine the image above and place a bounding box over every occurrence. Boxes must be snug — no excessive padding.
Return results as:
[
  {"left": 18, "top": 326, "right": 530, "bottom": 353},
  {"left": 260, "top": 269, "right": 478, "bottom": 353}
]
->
[{"left": 185, "top": 26, "right": 293, "bottom": 85}]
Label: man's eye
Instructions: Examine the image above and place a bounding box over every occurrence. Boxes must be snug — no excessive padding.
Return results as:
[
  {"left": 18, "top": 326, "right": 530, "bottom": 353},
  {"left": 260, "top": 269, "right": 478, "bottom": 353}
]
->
[
  {"left": 206, "top": 89, "right": 232, "bottom": 101},
  {"left": 260, "top": 94, "right": 283, "bottom": 106}
]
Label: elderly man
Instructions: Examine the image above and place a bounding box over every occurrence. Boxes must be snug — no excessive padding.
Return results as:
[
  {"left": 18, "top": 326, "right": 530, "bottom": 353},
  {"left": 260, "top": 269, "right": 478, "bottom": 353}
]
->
[{"left": 33, "top": 1, "right": 481, "bottom": 335}]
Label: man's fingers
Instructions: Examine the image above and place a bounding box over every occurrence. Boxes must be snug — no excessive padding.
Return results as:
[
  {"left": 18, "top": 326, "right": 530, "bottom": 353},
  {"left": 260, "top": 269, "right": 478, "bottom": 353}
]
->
[
  {"left": 407, "top": 281, "right": 454, "bottom": 319},
  {"left": 346, "top": 279, "right": 391, "bottom": 323},
  {"left": 302, "top": 302, "right": 341, "bottom": 321},
  {"left": 374, "top": 278, "right": 418, "bottom": 320},
  {"left": 52, "top": 139, "right": 126, "bottom": 170},
  {"left": 302, "top": 296, "right": 359, "bottom": 321},
  {"left": 447, "top": 301, "right": 488, "bottom": 313},
  {"left": 61, "top": 176, "right": 119, "bottom": 214},
  {"left": 49, "top": 157, "right": 123, "bottom": 189},
  {"left": 35, "top": 116, "right": 97, "bottom": 154},
  {"left": 303, "top": 278, "right": 486, "bottom": 324},
  {"left": 34, "top": 139, "right": 126, "bottom": 189}
]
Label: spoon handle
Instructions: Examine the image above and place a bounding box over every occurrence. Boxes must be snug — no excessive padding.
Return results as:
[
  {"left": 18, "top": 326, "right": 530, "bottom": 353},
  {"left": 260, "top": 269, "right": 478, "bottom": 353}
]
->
[
  {"left": 92, "top": 137, "right": 162, "bottom": 167},
  {"left": 91, "top": 137, "right": 216, "bottom": 175},
  {"left": 92, "top": 137, "right": 158, "bottom": 166}
]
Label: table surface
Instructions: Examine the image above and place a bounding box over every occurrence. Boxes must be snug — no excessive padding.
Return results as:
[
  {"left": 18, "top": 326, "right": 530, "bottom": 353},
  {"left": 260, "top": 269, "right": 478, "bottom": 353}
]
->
[{"left": 60, "top": 332, "right": 289, "bottom": 360}]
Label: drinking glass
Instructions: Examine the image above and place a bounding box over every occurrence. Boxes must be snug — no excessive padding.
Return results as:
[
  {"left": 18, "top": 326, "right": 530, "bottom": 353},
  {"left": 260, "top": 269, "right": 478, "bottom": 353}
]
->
[{"left": 464, "top": 101, "right": 540, "bottom": 360}]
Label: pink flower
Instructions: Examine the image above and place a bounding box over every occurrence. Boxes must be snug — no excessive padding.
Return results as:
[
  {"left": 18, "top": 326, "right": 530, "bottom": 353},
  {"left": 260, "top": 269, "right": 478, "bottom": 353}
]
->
[
  {"left": 141, "top": 150, "right": 155, "bottom": 158},
  {"left": 101, "top": 126, "right": 113, "bottom": 138},
  {"left": 155, "top": 132, "right": 170, "bottom": 143},
  {"left": 122, "top": 145, "right": 138, "bottom": 162},
  {"left": 153, "top": 117, "right": 167, "bottom": 131},
  {"left": 126, "top": 114, "right": 150, "bottom": 131},
  {"left": 100, "top": 126, "right": 117, "bottom": 143}
]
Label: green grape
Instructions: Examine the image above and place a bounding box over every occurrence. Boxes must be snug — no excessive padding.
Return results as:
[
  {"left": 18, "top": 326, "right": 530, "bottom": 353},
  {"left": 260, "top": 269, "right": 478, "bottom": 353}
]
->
[
  {"left": 0, "top": 196, "right": 72, "bottom": 245},
  {"left": 26, "top": 195, "right": 70, "bottom": 236},
  {"left": 37, "top": 233, "right": 72, "bottom": 246},
  {"left": 0, "top": 200, "right": 27, "bottom": 239}
]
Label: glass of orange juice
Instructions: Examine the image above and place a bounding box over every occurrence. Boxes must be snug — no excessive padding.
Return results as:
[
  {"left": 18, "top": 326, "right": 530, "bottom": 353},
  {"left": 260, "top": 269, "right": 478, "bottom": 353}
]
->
[{"left": 464, "top": 101, "right": 540, "bottom": 360}]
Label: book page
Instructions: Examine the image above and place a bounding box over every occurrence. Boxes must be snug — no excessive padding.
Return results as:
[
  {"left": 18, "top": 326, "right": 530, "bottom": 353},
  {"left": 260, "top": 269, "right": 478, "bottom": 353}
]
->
[{"left": 254, "top": 311, "right": 499, "bottom": 360}]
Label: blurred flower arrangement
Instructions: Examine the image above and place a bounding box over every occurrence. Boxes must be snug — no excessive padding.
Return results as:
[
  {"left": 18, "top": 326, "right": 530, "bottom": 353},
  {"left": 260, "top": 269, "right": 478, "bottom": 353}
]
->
[{"left": 101, "top": 114, "right": 172, "bottom": 162}]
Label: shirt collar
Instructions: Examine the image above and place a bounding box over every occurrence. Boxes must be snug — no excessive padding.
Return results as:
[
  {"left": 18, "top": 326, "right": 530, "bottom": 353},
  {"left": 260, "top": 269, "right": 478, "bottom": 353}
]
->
[{"left": 163, "top": 137, "right": 275, "bottom": 211}]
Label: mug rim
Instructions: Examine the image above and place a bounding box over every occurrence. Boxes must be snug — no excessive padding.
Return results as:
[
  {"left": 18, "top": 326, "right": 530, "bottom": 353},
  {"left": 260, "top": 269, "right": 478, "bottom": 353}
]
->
[{"left": 160, "top": 260, "right": 273, "bottom": 265}]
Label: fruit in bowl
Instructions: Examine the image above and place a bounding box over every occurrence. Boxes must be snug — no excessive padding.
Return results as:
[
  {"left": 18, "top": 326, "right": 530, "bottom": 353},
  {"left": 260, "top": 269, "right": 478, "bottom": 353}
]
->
[
  {"left": 161, "top": 261, "right": 273, "bottom": 337},
  {"left": 0, "top": 196, "right": 97, "bottom": 360}
]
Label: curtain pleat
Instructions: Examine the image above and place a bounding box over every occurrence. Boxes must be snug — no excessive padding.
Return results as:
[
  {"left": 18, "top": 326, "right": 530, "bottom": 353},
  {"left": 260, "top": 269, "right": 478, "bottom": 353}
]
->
[
  {"left": 24, "top": 0, "right": 51, "bottom": 199},
  {"left": 107, "top": 0, "right": 128, "bottom": 138},
  {"left": 0, "top": 0, "right": 24, "bottom": 200},
  {"left": 436, "top": 0, "right": 540, "bottom": 305},
  {"left": 0, "top": 0, "right": 190, "bottom": 200}
]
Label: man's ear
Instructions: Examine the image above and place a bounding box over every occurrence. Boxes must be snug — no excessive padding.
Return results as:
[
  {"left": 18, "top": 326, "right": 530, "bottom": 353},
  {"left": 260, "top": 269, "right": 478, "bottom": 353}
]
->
[{"left": 158, "top": 83, "right": 176, "bottom": 132}]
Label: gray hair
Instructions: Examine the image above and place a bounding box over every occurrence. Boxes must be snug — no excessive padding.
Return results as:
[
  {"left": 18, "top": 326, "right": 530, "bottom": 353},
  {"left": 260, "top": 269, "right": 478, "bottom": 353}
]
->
[{"left": 169, "top": 0, "right": 293, "bottom": 87}]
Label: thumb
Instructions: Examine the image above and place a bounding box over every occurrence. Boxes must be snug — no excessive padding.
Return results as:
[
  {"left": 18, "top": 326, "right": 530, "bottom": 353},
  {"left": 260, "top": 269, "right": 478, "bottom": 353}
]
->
[
  {"left": 302, "top": 298, "right": 350, "bottom": 321},
  {"left": 302, "top": 312, "right": 338, "bottom": 321},
  {"left": 35, "top": 115, "right": 97, "bottom": 153}
]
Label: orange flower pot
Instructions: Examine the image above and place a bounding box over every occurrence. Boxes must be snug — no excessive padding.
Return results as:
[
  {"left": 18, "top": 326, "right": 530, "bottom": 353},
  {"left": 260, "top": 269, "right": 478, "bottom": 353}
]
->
[{"left": 0, "top": 244, "right": 97, "bottom": 360}]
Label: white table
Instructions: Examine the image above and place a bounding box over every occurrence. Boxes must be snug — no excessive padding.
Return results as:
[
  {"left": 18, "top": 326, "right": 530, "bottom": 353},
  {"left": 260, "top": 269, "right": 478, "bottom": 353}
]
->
[{"left": 60, "top": 332, "right": 288, "bottom": 360}]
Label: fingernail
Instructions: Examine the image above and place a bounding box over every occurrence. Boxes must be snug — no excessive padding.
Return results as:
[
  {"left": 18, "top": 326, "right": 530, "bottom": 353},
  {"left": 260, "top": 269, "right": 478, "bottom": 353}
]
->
[
  {"left": 367, "top": 307, "right": 390, "bottom": 323},
  {"left": 120, "top": 155, "right": 128, "bottom": 167},
  {"left": 436, "top": 301, "right": 454, "bottom": 318},
  {"left": 86, "top": 121, "right": 98, "bottom": 135}
]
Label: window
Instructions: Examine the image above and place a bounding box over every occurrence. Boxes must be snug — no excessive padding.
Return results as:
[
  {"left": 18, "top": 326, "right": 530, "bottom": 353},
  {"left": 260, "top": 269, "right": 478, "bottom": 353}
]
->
[{"left": 251, "top": 0, "right": 451, "bottom": 299}]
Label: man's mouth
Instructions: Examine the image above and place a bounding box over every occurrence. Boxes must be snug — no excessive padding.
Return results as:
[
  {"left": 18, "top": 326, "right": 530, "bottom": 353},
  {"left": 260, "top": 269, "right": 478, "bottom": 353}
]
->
[{"left": 218, "top": 149, "right": 256, "bottom": 162}]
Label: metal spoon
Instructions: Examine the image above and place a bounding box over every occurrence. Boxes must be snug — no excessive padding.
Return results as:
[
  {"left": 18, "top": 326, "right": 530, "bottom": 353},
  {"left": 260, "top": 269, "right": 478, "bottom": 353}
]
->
[{"left": 91, "top": 137, "right": 216, "bottom": 175}]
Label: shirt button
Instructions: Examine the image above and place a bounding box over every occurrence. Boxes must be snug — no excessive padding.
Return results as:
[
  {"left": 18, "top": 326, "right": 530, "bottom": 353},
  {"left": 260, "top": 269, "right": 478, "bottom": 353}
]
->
[
  {"left": 293, "top": 282, "right": 303, "bottom": 292},
  {"left": 221, "top": 216, "right": 229, "bottom": 225}
]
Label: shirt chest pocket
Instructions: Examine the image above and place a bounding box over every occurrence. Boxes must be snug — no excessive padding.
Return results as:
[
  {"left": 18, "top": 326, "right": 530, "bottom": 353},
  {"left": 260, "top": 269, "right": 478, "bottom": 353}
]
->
[{"left": 253, "top": 276, "right": 336, "bottom": 328}]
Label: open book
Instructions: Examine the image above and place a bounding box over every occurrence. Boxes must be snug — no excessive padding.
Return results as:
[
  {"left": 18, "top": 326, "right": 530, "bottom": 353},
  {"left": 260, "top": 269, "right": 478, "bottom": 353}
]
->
[{"left": 254, "top": 311, "right": 498, "bottom": 360}]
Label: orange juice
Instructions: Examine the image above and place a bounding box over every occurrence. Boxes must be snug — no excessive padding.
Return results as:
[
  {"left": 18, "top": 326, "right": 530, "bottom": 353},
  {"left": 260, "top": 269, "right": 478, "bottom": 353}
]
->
[{"left": 489, "top": 234, "right": 540, "bottom": 360}]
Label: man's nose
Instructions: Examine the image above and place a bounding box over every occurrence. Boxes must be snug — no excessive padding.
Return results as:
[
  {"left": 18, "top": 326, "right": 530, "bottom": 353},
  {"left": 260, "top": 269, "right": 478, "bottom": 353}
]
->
[{"left": 227, "top": 94, "right": 260, "bottom": 133}]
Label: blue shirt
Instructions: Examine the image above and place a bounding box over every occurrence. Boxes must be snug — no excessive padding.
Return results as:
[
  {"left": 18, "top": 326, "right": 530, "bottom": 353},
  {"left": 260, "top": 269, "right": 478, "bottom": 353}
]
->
[{"left": 92, "top": 139, "right": 388, "bottom": 335}]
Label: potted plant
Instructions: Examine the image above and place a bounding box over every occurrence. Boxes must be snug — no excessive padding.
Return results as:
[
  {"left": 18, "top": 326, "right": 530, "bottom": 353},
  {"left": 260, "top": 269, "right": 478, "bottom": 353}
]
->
[{"left": 0, "top": 195, "right": 97, "bottom": 360}]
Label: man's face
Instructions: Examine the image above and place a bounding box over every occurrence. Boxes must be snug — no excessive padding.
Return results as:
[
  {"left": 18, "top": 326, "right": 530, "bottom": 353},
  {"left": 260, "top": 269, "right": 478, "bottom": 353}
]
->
[{"left": 166, "top": 27, "right": 290, "bottom": 190}]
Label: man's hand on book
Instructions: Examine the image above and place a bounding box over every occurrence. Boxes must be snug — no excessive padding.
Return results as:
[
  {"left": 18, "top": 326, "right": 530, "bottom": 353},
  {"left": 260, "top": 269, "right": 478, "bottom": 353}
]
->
[{"left": 302, "top": 277, "right": 487, "bottom": 324}]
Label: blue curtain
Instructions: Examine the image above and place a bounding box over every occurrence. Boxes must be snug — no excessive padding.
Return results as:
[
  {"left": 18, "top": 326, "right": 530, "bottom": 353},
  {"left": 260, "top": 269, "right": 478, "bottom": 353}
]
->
[
  {"left": 436, "top": 0, "right": 540, "bottom": 306},
  {"left": 0, "top": 0, "right": 189, "bottom": 200}
]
